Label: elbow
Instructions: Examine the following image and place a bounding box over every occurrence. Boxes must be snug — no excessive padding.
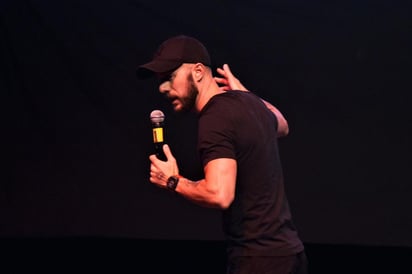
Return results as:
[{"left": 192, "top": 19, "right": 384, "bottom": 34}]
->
[
  {"left": 214, "top": 190, "right": 234, "bottom": 210},
  {"left": 283, "top": 123, "right": 290, "bottom": 136},
  {"left": 277, "top": 121, "right": 289, "bottom": 137},
  {"left": 217, "top": 198, "right": 233, "bottom": 210},
  {"left": 205, "top": 186, "right": 234, "bottom": 209}
]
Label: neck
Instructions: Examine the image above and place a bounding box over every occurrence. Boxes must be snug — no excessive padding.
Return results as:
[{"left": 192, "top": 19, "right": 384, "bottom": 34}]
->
[{"left": 195, "top": 76, "right": 225, "bottom": 112}]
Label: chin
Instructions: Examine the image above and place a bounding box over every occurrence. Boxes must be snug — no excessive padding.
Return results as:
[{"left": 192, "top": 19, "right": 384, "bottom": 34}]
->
[{"left": 172, "top": 103, "right": 183, "bottom": 112}]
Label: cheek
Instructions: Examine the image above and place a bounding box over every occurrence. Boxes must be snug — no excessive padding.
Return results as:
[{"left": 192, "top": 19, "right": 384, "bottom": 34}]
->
[{"left": 172, "top": 80, "right": 189, "bottom": 95}]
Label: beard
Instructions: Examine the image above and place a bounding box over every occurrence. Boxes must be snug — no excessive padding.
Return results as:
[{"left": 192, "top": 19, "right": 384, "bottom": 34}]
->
[{"left": 176, "top": 74, "right": 198, "bottom": 113}]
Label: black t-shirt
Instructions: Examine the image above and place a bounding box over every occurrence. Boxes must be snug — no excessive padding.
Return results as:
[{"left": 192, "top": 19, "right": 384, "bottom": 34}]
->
[{"left": 198, "top": 91, "right": 304, "bottom": 257}]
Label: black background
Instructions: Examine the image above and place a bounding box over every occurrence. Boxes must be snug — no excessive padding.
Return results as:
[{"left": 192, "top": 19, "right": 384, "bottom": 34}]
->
[{"left": 2, "top": 0, "right": 412, "bottom": 272}]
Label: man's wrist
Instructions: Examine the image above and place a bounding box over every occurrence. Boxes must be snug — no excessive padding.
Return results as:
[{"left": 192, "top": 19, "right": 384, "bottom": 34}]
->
[{"left": 166, "top": 175, "right": 183, "bottom": 191}]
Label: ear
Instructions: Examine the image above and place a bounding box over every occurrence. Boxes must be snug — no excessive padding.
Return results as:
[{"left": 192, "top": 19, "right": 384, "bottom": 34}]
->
[{"left": 192, "top": 63, "right": 205, "bottom": 82}]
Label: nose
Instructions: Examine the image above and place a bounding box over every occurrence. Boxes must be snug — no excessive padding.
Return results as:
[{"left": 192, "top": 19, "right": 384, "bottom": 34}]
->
[{"left": 159, "top": 81, "right": 170, "bottom": 94}]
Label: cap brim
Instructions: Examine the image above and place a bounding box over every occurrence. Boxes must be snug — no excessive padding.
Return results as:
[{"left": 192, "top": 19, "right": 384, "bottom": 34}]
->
[
  {"left": 136, "top": 66, "right": 155, "bottom": 79},
  {"left": 136, "top": 59, "right": 181, "bottom": 79}
]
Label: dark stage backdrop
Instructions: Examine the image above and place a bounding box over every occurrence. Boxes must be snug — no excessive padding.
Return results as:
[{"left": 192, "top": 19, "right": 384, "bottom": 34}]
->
[{"left": 2, "top": 0, "right": 411, "bottom": 247}]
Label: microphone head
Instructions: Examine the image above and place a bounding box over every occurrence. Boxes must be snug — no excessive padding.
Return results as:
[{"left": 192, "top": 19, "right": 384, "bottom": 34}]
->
[{"left": 150, "top": 110, "right": 165, "bottom": 123}]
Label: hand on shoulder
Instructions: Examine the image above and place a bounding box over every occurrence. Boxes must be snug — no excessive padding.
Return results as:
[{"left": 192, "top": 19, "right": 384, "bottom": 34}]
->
[{"left": 214, "top": 64, "right": 248, "bottom": 92}]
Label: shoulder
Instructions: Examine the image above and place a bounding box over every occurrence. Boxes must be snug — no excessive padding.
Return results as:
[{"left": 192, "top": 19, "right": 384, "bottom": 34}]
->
[{"left": 203, "top": 91, "right": 253, "bottom": 109}]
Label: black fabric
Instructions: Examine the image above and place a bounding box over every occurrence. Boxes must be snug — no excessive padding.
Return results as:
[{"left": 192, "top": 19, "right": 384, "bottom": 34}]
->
[
  {"left": 136, "top": 35, "right": 211, "bottom": 78},
  {"left": 226, "top": 251, "right": 308, "bottom": 274},
  {"left": 198, "top": 91, "right": 304, "bottom": 257}
]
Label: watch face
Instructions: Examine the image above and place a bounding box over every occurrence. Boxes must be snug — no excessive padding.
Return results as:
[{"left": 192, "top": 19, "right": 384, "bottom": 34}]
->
[{"left": 167, "top": 176, "right": 179, "bottom": 191}]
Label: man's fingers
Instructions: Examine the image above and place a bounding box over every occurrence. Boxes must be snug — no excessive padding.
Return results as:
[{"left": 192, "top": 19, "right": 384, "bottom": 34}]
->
[
  {"left": 214, "top": 77, "right": 228, "bottom": 85},
  {"left": 223, "top": 64, "right": 233, "bottom": 77},
  {"left": 162, "top": 144, "right": 173, "bottom": 159}
]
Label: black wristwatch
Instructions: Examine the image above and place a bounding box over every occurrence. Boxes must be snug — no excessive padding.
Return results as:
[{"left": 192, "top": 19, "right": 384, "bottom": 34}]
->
[{"left": 166, "top": 175, "right": 180, "bottom": 191}]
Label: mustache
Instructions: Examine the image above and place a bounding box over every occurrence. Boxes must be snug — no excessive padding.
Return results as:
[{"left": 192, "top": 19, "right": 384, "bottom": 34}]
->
[{"left": 165, "top": 94, "right": 178, "bottom": 101}]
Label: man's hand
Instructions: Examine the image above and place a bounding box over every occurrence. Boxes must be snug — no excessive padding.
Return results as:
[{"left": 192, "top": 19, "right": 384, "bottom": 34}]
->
[
  {"left": 149, "top": 144, "right": 179, "bottom": 188},
  {"left": 214, "top": 64, "right": 248, "bottom": 92}
]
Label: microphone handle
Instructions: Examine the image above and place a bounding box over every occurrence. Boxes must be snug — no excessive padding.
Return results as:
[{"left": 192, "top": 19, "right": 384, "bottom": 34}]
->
[
  {"left": 154, "top": 141, "right": 167, "bottom": 161},
  {"left": 152, "top": 123, "right": 167, "bottom": 161}
]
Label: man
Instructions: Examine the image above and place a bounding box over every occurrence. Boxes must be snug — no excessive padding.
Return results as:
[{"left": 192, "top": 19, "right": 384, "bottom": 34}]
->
[{"left": 137, "top": 35, "right": 307, "bottom": 274}]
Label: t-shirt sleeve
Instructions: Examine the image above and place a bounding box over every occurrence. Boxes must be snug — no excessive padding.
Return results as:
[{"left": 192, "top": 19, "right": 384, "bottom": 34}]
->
[{"left": 198, "top": 97, "right": 237, "bottom": 166}]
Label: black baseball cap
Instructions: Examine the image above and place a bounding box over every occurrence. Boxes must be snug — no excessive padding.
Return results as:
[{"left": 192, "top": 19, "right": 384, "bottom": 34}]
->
[{"left": 136, "top": 35, "right": 211, "bottom": 79}]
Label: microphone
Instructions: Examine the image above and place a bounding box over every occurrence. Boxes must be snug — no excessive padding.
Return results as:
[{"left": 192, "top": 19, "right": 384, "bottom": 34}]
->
[{"left": 150, "top": 110, "right": 167, "bottom": 161}]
